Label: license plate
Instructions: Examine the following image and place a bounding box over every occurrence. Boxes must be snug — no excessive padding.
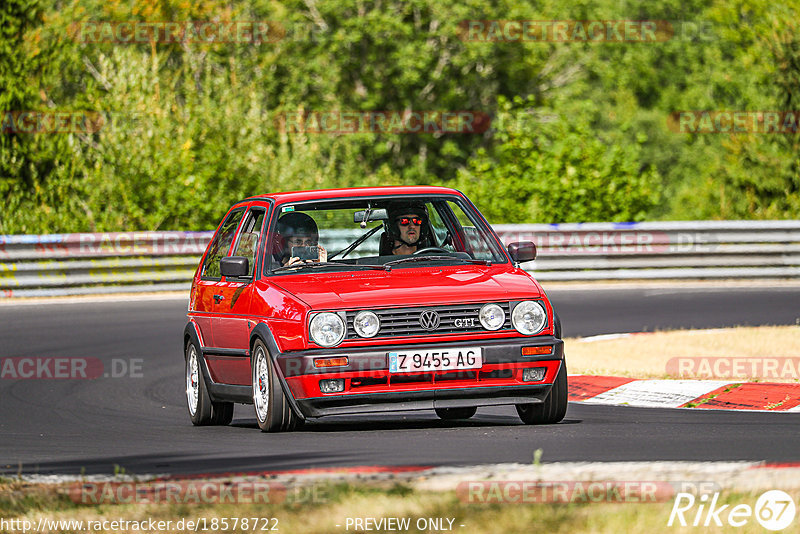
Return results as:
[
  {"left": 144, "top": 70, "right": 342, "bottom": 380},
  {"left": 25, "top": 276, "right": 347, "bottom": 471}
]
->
[{"left": 388, "top": 347, "right": 482, "bottom": 373}]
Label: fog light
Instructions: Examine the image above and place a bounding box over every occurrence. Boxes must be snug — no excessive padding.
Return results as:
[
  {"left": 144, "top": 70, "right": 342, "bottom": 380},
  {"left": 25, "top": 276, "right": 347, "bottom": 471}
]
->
[
  {"left": 353, "top": 311, "right": 380, "bottom": 338},
  {"left": 479, "top": 303, "right": 506, "bottom": 331},
  {"left": 522, "top": 367, "right": 547, "bottom": 382},
  {"left": 319, "top": 379, "right": 345, "bottom": 393}
]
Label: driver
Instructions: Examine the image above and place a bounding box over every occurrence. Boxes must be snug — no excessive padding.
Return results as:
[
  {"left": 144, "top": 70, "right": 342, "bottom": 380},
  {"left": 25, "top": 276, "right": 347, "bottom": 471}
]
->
[
  {"left": 274, "top": 212, "right": 328, "bottom": 266},
  {"left": 386, "top": 202, "right": 429, "bottom": 255}
]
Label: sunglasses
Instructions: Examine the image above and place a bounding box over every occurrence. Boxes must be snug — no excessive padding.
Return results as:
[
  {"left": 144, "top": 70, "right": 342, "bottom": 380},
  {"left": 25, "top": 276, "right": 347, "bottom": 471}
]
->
[{"left": 396, "top": 217, "right": 423, "bottom": 226}]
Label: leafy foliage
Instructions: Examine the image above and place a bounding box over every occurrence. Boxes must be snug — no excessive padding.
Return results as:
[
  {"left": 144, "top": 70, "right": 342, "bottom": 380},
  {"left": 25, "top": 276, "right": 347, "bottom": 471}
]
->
[
  {"left": 455, "top": 97, "right": 660, "bottom": 223},
  {"left": 1, "top": 0, "right": 798, "bottom": 233}
]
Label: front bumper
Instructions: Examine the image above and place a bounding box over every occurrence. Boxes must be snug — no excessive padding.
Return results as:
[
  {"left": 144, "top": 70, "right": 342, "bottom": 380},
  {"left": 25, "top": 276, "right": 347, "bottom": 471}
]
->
[{"left": 277, "top": 337, "right": 564, "bottom": 417}]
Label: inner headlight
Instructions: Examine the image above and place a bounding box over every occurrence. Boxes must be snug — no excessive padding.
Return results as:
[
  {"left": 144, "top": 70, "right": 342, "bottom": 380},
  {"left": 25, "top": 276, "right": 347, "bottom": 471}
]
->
[
  {"left": 309, "top": 312, "right": 346, "bottom": 347},
  {"left": 353, "top": 311, "right": 380, "bottom": 338},
  {"left": 512, "top": 301, "right": 547, "bottom": 335},
  {"left": 479, "top": 304, "right": 505, "bottom": 331}
]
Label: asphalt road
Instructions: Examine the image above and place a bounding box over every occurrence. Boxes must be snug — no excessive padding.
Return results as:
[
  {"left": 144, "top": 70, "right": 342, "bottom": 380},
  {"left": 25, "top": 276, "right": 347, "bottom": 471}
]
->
[{"left": 1, "top": 285, "right": 798, "bottom": 476}]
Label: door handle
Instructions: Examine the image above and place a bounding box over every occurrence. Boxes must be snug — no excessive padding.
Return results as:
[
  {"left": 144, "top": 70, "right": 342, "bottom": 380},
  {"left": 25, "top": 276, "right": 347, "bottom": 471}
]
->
[{"left": 213, "top": 294, "right": 225, "bottom": 303}]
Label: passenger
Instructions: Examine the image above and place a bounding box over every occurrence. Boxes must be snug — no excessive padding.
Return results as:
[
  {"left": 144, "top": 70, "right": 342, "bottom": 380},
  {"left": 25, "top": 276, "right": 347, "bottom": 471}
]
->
[
  {"left": 274, "top": 212, "right": 328, "bottom": 266},
  {"left": 385, "top": 202, "right": 429, "bottom": 255}
]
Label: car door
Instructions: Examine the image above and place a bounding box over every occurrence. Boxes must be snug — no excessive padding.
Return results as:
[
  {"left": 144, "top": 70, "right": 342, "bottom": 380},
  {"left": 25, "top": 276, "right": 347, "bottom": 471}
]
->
[
  {"left": 210, "top": 205, "right": 269, "bottom": 385},
  {"left": 192, "top": 206, "right": 246, "bottom": 349}
]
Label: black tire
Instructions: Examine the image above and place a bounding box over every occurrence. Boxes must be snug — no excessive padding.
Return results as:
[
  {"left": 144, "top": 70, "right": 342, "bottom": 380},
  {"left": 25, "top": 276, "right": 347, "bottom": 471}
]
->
[
  {"left": 516, "top": 362, "right": 568, "bottom": 425},
  {"left": 210, "top": 401, "right": 234, "bottom": 425},
  {"left": 435, "top": 407, "right": 477, "bottom": 420},
  {"left": 251, "top": 339, "right": 299, "bottom": 432},
  {"left": 186, "top": 341, "right": 214, "bottom": 425}
]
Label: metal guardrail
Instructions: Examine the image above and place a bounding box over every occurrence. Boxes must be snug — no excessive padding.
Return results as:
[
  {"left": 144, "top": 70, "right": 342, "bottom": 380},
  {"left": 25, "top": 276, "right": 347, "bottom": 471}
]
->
[
  {"left": 0, "top": 232, "right": 213, "bottom": 298},
  {"left": 1, "top": 221, "right": 798, "bottom": 297},
  {"left": 493, "top": 220, "right": 800, "bottom": 281}
]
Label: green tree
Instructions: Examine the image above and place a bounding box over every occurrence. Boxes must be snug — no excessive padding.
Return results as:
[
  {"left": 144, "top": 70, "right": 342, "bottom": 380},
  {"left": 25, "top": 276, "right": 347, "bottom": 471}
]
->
[
  {"left": 455, "top": 96, "right": 660, "bottom": 223},
  {"left": 2, "top": 0, "right": 799, "bottom": 234}
]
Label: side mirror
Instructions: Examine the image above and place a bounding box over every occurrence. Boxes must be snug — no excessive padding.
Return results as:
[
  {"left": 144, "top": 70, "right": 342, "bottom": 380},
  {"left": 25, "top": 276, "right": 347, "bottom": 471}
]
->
[
  {"left": 220, "top": 256, "right": 249, "bottom": 278},
  {"left": 507, "top": 241, "right": 537, "bottom": 263}
]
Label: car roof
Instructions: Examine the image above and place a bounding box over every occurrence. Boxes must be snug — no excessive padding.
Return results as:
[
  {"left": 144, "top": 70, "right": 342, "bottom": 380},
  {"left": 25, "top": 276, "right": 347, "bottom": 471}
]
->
[{"left": 241, "top": 185, "right": 463, "bottom": 205}]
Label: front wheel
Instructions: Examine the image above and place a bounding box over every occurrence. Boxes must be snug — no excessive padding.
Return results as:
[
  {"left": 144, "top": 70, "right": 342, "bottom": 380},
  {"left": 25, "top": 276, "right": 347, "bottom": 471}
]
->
[
  {"left": 186, "top": 342, "right": 213, "bottom": 425},
  {"left": 186, "top": 341, "right": 234, "bottom": 426},
  {"left": 252, "top": 340, "right": 300, "bottom": 432},
  {"left": 516, "top": 362, "right": 568, "bottom": 425},
  {"left": 435, "top": 407, "right": 477, "bottom": 420}
]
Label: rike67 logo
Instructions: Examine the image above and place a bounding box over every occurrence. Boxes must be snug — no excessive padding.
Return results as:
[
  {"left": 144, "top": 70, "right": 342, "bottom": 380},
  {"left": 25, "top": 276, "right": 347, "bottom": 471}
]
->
[{"left": 668, "top": 490, "right": 796, "bottom": 531}]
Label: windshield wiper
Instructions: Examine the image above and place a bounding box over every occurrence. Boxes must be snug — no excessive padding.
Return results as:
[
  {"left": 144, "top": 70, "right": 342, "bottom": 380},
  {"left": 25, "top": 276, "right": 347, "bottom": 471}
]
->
[
  {"left": 384, "top": 255, "right": 491, "bottom": 267},
  {"left": 271, "top": 261, "right": 390, "bottom": 273},
  {"left": 328, "top": 224, "right": 383, "bottom": 260},
  {"left": 336, "top": 263, "right": 392, "bottom": 271}
]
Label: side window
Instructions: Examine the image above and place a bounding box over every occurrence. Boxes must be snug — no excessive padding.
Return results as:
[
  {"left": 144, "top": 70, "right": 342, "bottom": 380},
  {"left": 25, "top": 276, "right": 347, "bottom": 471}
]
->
[
  {"left": 202, "top": 208, "right": 245, "bottom": 278},
  {"left": 231, "top": 208, "right": 267, "bottom": 277},
  {"left": 428, "top": 204, "right": 453, "bottom": 251},
  {"left": 447, "top": 201, "right": 495, "bottom": 260}
]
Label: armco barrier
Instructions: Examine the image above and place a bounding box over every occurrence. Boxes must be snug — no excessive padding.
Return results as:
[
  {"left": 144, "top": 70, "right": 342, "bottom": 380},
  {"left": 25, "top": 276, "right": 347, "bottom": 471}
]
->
[
  {"left": 493, "top": 220, "right": 800, "bottom": 281},
  {"left": 0, "top": 221, "right": 798, "bottom": 297},
  {"left": 0, "top": 232, "right": 213, "bottom": 298}
]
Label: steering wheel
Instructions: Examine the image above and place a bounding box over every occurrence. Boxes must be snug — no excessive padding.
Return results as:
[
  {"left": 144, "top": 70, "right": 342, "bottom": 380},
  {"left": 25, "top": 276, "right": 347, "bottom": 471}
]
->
[{"left": 413, "top": 247, "right": 449, "bottom": 255}]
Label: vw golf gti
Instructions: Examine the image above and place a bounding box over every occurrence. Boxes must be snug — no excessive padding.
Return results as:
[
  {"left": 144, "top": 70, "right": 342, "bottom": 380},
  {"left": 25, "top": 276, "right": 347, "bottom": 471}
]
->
[{"left": 184, "top": 186, "right": 567, "bottom": 431}]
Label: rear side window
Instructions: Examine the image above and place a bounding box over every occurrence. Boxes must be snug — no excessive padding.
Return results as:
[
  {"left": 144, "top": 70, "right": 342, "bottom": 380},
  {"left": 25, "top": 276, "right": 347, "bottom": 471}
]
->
[
  {"left": 231, "top": 208, "right": 267, "bottom": 277},
  {"left": 202, "top": 208, "right": 245, "bottom": 278}
]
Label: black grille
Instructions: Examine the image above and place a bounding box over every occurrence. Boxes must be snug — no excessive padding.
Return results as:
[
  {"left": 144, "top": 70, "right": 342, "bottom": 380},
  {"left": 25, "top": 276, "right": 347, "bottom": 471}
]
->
[{"left": 345, "top": 303, "right": 512, "bottom": 339}]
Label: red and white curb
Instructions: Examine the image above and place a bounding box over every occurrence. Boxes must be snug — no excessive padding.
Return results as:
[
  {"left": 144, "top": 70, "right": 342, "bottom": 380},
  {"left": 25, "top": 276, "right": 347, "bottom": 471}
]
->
[{"left": 569, "top": 375, "right": 800, "bottom": 411}]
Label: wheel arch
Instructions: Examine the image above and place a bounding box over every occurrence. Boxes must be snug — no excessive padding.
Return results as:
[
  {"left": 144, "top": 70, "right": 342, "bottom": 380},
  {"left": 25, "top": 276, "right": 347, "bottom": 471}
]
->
[
  {"left": 183, "top": 321, "right": 220, "bottom": 400},
  {"left": 250, "top": 322, "right": 306, "bottom": 421},
  {"left": 183, "top": 320, "right": 205, "bottom": 359}
]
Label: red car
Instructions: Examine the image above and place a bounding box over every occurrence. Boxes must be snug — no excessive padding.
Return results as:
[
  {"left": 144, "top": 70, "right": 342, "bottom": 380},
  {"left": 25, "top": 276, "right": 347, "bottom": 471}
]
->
[{"left": 184, "top": 186, "right": 566, "bottom": 431}]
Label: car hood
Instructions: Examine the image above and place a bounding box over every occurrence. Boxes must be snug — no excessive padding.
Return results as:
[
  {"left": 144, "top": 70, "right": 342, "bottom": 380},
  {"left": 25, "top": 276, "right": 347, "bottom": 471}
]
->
[{"left": 271, "top": 265, "right": 543, "bottom": 310}]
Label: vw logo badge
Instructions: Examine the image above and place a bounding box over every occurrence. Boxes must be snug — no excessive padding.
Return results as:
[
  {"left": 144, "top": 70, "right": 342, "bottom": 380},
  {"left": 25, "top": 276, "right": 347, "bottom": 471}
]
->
[{"left": 419, "top": 310, "right": 441, "bottom": 330}]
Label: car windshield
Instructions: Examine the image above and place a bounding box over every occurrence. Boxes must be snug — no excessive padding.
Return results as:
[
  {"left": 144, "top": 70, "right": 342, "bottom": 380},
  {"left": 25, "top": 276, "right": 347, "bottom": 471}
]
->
[{"left": 265, "top": 195, "right": 507, "bottom": 274}]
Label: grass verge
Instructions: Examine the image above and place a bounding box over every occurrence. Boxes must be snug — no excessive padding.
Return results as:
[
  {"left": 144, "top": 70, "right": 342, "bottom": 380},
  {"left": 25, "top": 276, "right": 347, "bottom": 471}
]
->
[{"left": 1, "top": 480, "right": 797, "bottom": 533}]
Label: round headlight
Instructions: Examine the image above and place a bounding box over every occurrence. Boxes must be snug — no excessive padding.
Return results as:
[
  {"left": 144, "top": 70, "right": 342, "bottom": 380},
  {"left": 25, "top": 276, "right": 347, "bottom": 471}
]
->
[
  {"left": 512, "top": 301, "right": 547, "bottom": 335},
  {"left": 479, "top": 303, "right": 505, "bottom": 331},
  {"left": 353, "top": 311, "right": 380, "bottom": 338},
  {"left": 309, "top": 312, "right": 346, "bottom": 347}
]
